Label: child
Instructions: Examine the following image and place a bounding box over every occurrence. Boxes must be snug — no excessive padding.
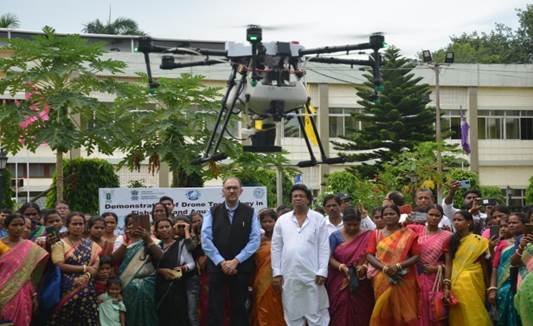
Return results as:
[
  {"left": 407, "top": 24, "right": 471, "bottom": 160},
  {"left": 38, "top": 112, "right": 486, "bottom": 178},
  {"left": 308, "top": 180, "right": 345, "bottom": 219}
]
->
[
  {"left": 98, "top": 278, "right": 126, "bottom": 326},
  {"left": 36, "top": 209, "right": 63, "bottom": 248},
  {"left": 95, "top": 256, "right": 114, "bottom": 296}
]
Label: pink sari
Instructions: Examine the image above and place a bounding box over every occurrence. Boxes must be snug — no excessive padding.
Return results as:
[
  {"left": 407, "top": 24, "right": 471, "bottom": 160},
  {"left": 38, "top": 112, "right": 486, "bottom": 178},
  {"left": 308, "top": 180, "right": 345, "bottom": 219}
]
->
[
  {"left": 0, "top": 240, "right": 48, "bottom": 326},
  {"left": 409, "top": 225, "right": 452, "bottom": 326},
  {"left": 327, "top": 230, "right": 374, "bottom": 326}
]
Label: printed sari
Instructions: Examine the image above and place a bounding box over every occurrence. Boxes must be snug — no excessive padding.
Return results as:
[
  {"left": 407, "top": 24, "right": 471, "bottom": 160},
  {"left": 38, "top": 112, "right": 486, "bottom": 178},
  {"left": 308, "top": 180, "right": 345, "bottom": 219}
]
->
[
  {"left": 410, "top": 225, "right": 451, "bottom": 326},
  {"left": 368, "top": 228, "right": 419, "bottom": 326},
  {"left": 327, "top": 230, "right": 373, "bottom": 326},
  {"left": 119, "top": 240, "right": 158, "bottom": 326},
  {"left": 514, "top": 242, "right": 533, "bottom": 326},
  {"left": 0, "top": 240, "right": 48, "bottom": 326},
  {"left": 494, "top": 239, "right": 521, "bottom": 326},
  {"left": 47, "top": 238, "right": 100, "bottom": 326},
  {"left": 251, "top": 239, "right": 285, "bottom": 326},
  {"left": 449, "top": 233, "right": 491, "bottom": 326}
]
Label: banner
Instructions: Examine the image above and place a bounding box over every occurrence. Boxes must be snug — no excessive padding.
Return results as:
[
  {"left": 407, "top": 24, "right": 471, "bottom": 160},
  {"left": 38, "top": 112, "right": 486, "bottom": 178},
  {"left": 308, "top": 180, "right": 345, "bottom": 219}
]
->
[{"left": 99, "top": 187, "right": 268, "bottom": 233}]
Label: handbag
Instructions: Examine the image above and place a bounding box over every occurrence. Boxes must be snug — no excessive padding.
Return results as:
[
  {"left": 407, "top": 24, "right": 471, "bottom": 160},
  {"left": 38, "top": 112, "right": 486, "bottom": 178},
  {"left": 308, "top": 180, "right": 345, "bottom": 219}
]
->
[{"left": 429, "top": 265, "right": 448, "bottom": 321}]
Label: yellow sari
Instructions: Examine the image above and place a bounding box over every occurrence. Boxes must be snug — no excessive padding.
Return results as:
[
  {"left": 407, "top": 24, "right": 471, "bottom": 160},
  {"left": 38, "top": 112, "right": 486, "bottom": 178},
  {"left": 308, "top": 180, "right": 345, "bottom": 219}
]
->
[{"left": 449, "top": 233, "right": 491, "bottom": 326}]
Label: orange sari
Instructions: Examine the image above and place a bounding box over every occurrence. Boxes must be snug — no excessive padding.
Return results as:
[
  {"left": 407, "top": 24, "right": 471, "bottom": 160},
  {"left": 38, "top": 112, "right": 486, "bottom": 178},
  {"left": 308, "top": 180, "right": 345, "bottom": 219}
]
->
[
  {"left": 251, "top": 239, "right": 285, "bottom": 326},
  {"left": 368, "top": 228, "right": 419, "bottom": 326}
]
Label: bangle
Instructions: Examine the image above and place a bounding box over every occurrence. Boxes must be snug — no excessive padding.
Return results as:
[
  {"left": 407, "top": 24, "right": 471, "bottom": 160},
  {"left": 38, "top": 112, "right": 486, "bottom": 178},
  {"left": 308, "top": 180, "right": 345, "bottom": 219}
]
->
[
  {"left": 382, "top": 266, "right": 389, "bottom": 273},
  {"left": 515, "top": 249, "right": 523, "bottom": 257},
  {"left": 338, "top": 264, "right": 346, "bottom": 272},
  {"left": 396, "top": 263, "right": 402, "bottom": 270},
  {"left": 443, "top": 279, "right": 451, "bottom": 285},
  {"left": 487, "top": 286, "right": 497, "bottom": 292},
  {"left": 82, "top": 265, "right": 87, "bottom": 273},
  {"left": 85, "top": 272, "right": 92, "bottom": 280}
]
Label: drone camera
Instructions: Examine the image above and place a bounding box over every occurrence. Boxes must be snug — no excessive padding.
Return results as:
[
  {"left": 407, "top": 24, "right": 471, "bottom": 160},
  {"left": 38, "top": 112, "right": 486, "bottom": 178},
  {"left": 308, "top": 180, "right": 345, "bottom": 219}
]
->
[
  {"left": 246, "top": 25, "right": 262, "bottom": 43},
  {"left": 160, "top": 55, "right": 176, "bottom": 70}
]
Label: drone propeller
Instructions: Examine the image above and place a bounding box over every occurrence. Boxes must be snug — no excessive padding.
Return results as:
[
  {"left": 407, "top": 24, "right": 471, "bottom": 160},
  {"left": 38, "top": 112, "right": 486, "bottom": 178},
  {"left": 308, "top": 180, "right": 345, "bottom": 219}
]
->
[{"left": 223, "top": 22, "right": 314, "bottom": 32}]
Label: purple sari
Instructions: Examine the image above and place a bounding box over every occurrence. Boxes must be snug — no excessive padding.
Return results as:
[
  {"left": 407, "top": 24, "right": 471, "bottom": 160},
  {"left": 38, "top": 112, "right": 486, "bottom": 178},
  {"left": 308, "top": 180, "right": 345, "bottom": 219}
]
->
[{"left": 327, "top": 230, "right": 374, "bottom": 326}]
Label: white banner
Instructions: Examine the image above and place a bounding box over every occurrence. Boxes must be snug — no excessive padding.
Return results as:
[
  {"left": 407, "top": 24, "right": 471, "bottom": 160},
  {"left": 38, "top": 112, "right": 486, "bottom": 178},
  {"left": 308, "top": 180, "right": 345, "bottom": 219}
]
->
[{"left": 98, "top": 187, "right": 268, "bottom": 232}]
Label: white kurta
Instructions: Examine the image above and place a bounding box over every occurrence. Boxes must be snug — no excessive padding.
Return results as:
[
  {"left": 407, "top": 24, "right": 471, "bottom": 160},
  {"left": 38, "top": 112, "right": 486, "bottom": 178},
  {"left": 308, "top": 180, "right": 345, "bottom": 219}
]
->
[{"left": 271, "top": 209, "right": 330, "bottom": 322}]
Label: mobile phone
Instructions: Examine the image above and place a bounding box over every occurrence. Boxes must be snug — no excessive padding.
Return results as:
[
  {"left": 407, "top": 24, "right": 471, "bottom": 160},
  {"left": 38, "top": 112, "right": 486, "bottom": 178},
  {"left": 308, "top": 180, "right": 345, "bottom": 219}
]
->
[
  {"left": 482, "top": 198, "right": 498, "bottom": 206},
  {"left": 131, "top": 214, "right": 151, "bottom": 232},
  {"left": 46, "top": 226, "right": 61, "bottom": 245},
  {"left": 525, "top": 223, "right": 533, "bottom": 235},
  {"left": 459, "top": 180, "right": 471, "bottom": 189},
  {"left": 411, "top": 212, "right": 427, "bottom": 222},
  {"left": 490, "top": 225, "right": 500, "bottom": 238}
]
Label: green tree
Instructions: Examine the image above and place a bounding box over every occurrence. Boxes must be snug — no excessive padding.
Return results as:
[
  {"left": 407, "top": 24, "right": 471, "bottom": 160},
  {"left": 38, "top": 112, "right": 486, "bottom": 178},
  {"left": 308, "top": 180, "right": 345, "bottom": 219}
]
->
[
  {"left": 525, "top": 176, "right": 533, "bottom": 205},
  {"left": 0, "top": 13, "right": 20, "bottom": 28},
  {"left": 0, "top": 26, "right": 126, "bottom": 201},
  {"left": 480, "top": 186, "right": 506, "bottom": 204},
  {"left": 0, "top": 169, "right": 15, "bottom": 209},
  {"left": 46, "top": 158, "right": 119, "bottom": 214},
  {"left": 322, "top": 171, "right": 385, "bottom": 211},
  {"left": 334, "top": 47, "right": 435, "bottom": 178},
  {"left": 83, "top": 17, "right": 144, "bottom": 35},
  {"left": 112, "top": 74, "right": 229, "bottom": 187},
  {"left": 443, "top": 168, "right": 479, "bottom": 208}
]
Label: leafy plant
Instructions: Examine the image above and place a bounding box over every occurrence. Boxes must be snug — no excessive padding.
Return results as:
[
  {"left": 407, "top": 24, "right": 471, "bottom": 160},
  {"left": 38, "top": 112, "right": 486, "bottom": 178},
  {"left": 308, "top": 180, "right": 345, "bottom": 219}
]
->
[{"left": 525, "top": 176, "right": 533, "bottom": 205}]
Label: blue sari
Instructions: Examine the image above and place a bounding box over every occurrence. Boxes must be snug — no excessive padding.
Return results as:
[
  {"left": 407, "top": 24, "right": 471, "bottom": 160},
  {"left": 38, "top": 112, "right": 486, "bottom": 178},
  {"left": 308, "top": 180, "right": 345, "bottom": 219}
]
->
[
  {"left": 119, "top": 240, "right": 158, "bottom": 326},
  {"left": 496, "top": 241, "right": 521, "bottom": 326}
]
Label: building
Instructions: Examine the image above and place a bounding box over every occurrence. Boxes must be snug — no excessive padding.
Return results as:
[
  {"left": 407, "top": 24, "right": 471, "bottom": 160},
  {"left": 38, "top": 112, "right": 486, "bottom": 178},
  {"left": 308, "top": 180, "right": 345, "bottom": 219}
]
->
[{"left": 1, "top": 28, "right": 532, "bottom": 207}]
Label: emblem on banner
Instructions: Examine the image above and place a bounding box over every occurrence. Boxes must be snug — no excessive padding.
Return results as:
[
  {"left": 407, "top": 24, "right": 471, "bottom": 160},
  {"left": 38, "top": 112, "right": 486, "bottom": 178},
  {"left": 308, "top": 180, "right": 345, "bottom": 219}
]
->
[
  {"left": 105, "top": 192, "right": 112, "bottom": 204},
  {"left": 253, "top": 188, "right": 265, "bottom": 199},
  {"left": 130, "top": 190, "right": 139, "bottom": 201},
  {"left": 186, "top": 190, "right": 201, "bottom": 201}
]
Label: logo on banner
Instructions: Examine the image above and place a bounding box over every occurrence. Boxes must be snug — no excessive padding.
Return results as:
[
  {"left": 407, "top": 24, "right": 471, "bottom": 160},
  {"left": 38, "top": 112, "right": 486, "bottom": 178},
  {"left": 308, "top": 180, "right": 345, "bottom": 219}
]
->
[
  {"left": 130, "top": 190, "right": 139, "bottom": 201},
  {"left": 253, "top": 187, "right": 265, "bottom": 199},
  {"left": 185, "top": 190, "right": 201, "bottom": 201},
  {"left": 105, "top": 192, "right": 112, "bottom": 204}
]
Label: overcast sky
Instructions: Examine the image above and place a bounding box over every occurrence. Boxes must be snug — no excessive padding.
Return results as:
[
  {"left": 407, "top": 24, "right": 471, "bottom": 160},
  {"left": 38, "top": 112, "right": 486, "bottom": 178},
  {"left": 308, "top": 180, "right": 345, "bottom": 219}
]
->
[{"left": 2, "top": 0, "right": 530, "bottom": 57}]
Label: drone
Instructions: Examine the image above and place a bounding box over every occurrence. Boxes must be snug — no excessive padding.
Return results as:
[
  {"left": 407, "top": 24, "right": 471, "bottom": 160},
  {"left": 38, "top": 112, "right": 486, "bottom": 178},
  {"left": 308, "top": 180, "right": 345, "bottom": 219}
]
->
[{"left": 137, "top": 25, "right": 385, "bottom": 167}]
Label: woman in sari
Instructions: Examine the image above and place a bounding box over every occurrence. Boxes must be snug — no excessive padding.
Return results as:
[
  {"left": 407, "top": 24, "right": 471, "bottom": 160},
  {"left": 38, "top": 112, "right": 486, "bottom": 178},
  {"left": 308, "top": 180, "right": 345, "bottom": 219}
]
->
[
  {"left": 488, "top": 213, "right": 522, "bottom": 326},
  {"left": 367, "top": 204, "right": 420, "bottom": 326},
  {"left": 407, "top": 205, "right": 451, "bottom": 326},
  {"left": 444, "top": 210, "right": 491, "bottom": 326},
  {"left": 48, "top": 212, "right": 101, "bottom": 326},
  {"left": 513, "top": 231, "right": 533, "bottom": 326},
  {"left": 88, "top": 216, "right": 113, "bottom": 256},
  {"left": 18, "top": 202, "right": 45, "bottom": 241},
  {"left": 113, "top": 214, "right": 162, "bottom": 326},
  {"left": 328, "top": 206, "right": 373, "bottom": 326},
  {"left": 0, "top": 214, "right": 48, "bottom": 326},
  {"left": 251, "top": 209, "right": 285, "bottom": 326},
  {"left": 101, "top": 212, "right": 123, "bottom": 252}
]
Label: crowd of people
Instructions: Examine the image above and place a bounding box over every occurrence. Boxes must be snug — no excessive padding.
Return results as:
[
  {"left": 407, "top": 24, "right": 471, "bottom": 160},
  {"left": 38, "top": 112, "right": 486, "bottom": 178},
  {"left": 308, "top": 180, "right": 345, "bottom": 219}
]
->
[{"left": 0, "top": 176, "right": 532, "bottom": 326}]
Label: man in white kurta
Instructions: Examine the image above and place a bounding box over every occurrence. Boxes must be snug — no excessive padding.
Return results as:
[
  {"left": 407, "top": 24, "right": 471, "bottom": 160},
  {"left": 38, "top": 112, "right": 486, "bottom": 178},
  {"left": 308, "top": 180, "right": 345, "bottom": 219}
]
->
[{"left": 271, "top": 184, "right": 330, "bottom": 326}]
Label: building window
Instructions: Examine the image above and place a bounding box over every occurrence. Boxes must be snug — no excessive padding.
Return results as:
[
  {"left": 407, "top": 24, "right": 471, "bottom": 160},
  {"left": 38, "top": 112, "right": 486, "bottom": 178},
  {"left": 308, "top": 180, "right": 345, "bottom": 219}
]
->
[
  {"left": 441, "top": 110, "right": 462, "bottom": 140},
  {"left": 282, "top": 113, "right": 317, "bottom": 138},
  {"left": 502, "top": 188, "right": 526, "bottom": 209},
  {"left": 329, "top": 108, "right": 360, "bottom": 138},
  {"left": 478, "top": 110, "right": 533, "bottom": 140}
]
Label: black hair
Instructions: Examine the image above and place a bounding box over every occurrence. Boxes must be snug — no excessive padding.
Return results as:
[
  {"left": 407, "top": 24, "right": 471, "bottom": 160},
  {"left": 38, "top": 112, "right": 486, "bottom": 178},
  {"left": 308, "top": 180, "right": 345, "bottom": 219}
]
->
[
  {"left": 275, "top": 205, "right": 292, "bottom": 217},
  {"left": 124, "top": 213, "right": 134, "bottom": 226},
  {"left": 66, "top": 212, "right": 85, "bottom": 226},
  {"left": 342, "top": 206, "right": 362, "bottom": 222},
  {"left": 509, "top": 212, "right": 529, "bottom": 225},
  {"left": 4, "top": 213, "right": 24, "bottom": 227},
  {"left": 99, "top": 255, "right": 113, "bottom": 267},
  {"left": 425, "top": 204, "right": 444, "bottom": 217},
  {"left": 371, "top": 207, "right": 382, "bottom": 216},
  {"left": 290, "top": 184, "right": 313, "bottom": 203},
  {"left": 101, "top": 212, "right": 118, "bottom": 223},
  {"left": 322, "top": 194, "right": 341, "bottom": 207},
  {"left": 449, "top": 210, "right": 474, "bottom": 259},
  {"left": 386, "top": 191, "right": 405, "bottom": 206},
  {"left": 380, "top": 204, "right": 401, "bottom": 217},
  {"left": 18, "top": 202, "right": 41, "bottom": 215},
  {"left": 189, "top": 212, "right": 203, "bottom": 219},
  {"left": 88, "top": 216, "right": 105, "bottom": 229},
  {"left": 174, "top": 215, "right": 190, "bottom": 224},
  {"left": 42, "top": 209, "right": 60, "bottom": 223},
  {"left": 107, "top": 277, "right": 122, "bottom": 289},
  {"left": 154, "top": 217, "right": 174, "bottom": 232},
  {"left": 314, "top": 207, "right": 326, "bottom": 216},
  {"left": 493, "top": 205, "right": 511, "bottom": 216},
  {"left": 259, "top": 208, "right": 277, "bottom": 222},
  {"left": 151, "top": 202, "right": 170, "bottom": 218},
  {"left": 1, "top": 208, "right": 12, "bottom": 214},
  {"left": 158, "top": 196, "right": 174, "bottom": 204},
  {"left": 464, "top": 189, "right": 481, "bottom": 199}
]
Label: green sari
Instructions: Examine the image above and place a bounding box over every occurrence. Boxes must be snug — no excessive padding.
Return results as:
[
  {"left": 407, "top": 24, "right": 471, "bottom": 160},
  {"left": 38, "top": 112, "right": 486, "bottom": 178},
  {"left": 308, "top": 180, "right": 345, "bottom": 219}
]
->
[
  {"left": 515, "top": 243, "right": 533, "bottom": 326},
  {"left": 119, "top": 240, "right": 158, "bottom": 326},
  {"left": 495, "top": 240, "right": 521, "bottom": 326}
]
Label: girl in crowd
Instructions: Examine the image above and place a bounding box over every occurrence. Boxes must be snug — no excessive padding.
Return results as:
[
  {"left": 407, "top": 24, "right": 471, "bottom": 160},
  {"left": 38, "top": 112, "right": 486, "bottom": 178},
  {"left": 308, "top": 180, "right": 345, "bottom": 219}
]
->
[
  {"left": 155, "top": 217, "right": 194, "bottom": 326},
  {"left": 112, "top": 214, "right": 161, "bottom": 326},
  {"left": 101, "top": 212, "right": 123, "bottom": 252},
  {"left": 408, "top": 205, "right": 451, "bottom": 326},
  {"left": 190, "top": 212, "right": 209, "bottom": 326},
  {"left": 488, "top": 212, "right": 520, "bottom": 326},
  {"left": 35, "top": 209, "right": 63, "bottom": 248},
  {"left": 482, "top": 205, "right": 510, "bottom": 239},
  {"left": 328, "top": 207, "right": 373, "bottom": 326},
  {"left": 513, "top": 216, "right": 533, "bottom": 326},
  {"left": 98, "top": 277, "right": 126, "bottom": 326},
  {"left": 151, "top": 202, "right": 171, "bottom": 223},
  {"left": 251, "top": 209, "right": 285, "bottom": 326},
  {"left": 367, "top": 205, "right": 420, "bottom": 326},
  {"left": 48, "top": 212, "right": 101, "bottom": 325},
  {"left": 18, "top": 202, "right": 44, "bottom": 241},
  {"left": 445, "top": 210, "right": 491, "bottom": 326},
  {"left": 0, "top": 214, "right": 48, "bottom": 326},
  {"left": 95, "top": 255, "right": 114, "bottom": 296},
  {"left": 371, "top": 207, "right": 384, "bottom": 230},
  {"left": 89, "top": 216, "right": 113, "bottom": 256}
]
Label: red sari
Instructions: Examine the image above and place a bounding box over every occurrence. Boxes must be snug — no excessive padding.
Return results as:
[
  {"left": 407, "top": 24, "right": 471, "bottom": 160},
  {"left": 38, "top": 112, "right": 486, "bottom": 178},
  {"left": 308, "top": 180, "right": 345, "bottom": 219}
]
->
[
  {"left": 327, "top": 230, "right": 374, "bottom": 326},
  {"left": 368, "top": 228, "right": 420, "bottom": 326}
]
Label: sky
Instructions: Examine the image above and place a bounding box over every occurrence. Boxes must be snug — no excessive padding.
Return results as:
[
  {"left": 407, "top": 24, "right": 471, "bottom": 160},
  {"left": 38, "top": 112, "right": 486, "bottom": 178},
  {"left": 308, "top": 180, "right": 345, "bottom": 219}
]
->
[{"left": 2, "top": 0, "right": 530, "bottom": 57}]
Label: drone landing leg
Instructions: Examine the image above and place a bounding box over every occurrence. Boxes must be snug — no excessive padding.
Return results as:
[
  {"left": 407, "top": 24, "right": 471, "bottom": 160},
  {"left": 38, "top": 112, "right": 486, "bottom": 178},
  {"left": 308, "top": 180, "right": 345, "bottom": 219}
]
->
[{"left": 296, "top": 112, "right": 318, "bottom": 168}]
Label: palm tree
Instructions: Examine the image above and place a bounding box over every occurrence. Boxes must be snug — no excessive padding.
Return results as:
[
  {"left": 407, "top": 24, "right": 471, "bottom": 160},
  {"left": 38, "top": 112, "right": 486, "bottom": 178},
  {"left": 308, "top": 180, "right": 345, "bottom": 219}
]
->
[
  {"left": 0, "top": 13, "right": 20, "bottom": 28},
  {"left": 83, "top": 17, "right": 144, "bottom": 35}
]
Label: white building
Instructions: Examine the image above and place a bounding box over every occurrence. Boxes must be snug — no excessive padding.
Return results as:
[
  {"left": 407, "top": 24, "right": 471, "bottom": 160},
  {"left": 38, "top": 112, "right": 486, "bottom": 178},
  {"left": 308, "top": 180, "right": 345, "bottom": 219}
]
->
[{"left": 1, "top": 29, "right": 532, "bottom": 207}]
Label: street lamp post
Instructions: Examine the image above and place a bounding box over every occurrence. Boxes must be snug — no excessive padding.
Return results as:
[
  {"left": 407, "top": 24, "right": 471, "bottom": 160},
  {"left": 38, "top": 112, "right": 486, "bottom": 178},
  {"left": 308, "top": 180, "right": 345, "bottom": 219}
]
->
[{"left": 0, "top": 148, "right": 8, "bottom": 208}]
